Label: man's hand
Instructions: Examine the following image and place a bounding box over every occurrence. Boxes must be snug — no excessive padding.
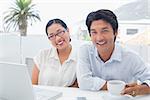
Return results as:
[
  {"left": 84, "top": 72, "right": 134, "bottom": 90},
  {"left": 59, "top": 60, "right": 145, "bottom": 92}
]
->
[{"left": 121, "top": 82, "right": 150, "bottom": 96}]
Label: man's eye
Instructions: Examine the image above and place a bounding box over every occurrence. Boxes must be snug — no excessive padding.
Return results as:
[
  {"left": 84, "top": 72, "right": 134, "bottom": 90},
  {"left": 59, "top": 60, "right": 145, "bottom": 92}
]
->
[
  {"left": 102, "top": 29, "right": 109, "bottom": 33},
  {"left": 91, "top": 32, "right": 97, "bottom": 35}
]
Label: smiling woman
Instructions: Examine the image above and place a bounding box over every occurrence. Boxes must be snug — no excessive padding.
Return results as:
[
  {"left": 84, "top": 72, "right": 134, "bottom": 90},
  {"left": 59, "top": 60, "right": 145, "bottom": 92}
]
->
[{"left": 32, "top": 18, "right": 78, "bottom": 88}]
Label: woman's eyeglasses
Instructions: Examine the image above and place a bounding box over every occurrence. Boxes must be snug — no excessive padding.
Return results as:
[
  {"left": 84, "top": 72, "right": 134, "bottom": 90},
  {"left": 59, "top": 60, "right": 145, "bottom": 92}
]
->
[{"left": 48, "top": 30, "right": 66, "bottom": 40}]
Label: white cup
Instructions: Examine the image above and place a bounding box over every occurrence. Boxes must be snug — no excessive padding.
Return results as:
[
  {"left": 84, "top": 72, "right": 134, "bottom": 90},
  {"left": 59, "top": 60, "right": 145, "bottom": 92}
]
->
[{"left": 107, "top": 80, "right": 125, "bottom": 95}]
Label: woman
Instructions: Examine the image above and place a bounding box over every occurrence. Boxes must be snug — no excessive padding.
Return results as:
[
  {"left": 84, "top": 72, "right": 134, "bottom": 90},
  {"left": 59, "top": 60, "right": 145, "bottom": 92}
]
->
[{"left": 32, "top": 18, "right": 78, "bottom": 87}]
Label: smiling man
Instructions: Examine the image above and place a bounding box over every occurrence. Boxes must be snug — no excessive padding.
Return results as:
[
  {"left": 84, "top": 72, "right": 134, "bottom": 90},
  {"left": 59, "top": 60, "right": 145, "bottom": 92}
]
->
[{"left": 77, "top": 9, "right": 150, "bottom": 96}]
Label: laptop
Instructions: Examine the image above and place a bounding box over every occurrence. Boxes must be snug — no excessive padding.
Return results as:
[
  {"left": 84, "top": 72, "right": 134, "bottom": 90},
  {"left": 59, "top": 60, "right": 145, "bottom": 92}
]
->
[{"left": 0, "top": 62, "right": 62, "bottom": 100}]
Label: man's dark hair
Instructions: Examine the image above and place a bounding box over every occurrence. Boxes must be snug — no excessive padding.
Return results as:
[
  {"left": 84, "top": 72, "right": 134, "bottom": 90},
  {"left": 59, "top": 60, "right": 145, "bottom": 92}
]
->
[{"left": 86, "top": 9, "right": 118, "bottom": 37}]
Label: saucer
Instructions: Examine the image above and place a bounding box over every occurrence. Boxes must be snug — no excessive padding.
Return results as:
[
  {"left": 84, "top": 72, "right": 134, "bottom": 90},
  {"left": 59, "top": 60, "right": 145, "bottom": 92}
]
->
[{"left": 102, "top": 93, "right": 133, "bottom": 100}]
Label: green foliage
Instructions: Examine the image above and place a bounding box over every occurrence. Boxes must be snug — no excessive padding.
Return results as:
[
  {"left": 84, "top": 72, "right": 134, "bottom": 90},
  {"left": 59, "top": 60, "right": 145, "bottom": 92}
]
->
[{"left": 3, "top": 0, "right": 40, "bottom": 36}]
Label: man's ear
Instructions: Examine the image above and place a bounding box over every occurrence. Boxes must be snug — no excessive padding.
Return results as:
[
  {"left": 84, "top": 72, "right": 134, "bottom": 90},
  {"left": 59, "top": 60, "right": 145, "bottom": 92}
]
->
[
  {"left": 115, "top": 30, "right": 118, "bottom": 36},
  {"left": 114, "top": 31, "right": 118, "bottom": 42}
]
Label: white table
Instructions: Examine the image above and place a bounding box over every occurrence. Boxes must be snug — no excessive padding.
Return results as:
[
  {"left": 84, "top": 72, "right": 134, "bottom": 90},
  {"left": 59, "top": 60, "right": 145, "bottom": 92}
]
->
[{"left": 34, "top": 85, "right": 150, "bottom": 100}]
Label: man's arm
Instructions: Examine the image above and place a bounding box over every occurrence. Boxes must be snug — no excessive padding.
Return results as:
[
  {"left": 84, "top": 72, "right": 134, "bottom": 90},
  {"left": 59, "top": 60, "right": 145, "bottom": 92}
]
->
[
  {"left": 68, "top": 79, "right": 79, "bottom": 88},
  {"left": 121, "top": 82, "right": 150, "bottom": 96},
  {"left": 100, "top": 82, "right": 107, "bottom": 90},
  {"left": 125, "top": 56, "right": 150, "bottom": 96},
  {"left": 77, "top": 44, "right": 106, "bottom": 91}
]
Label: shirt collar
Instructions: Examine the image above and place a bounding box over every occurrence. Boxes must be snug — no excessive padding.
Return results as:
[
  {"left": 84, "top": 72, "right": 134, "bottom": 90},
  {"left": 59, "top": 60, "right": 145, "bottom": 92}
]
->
[
  {"left": 49, "top": 44, "right": 77, "bottom": 62},
  {"left": 110, "top": 44, "right": 122, "bottom": 62},
  {"left": 94, "top": 46, "right": 100, "bottom": 59},
  {"left": 94, "top": 43, "right": 122, "bottom": 62},
  {"left": 49, "top": 46, "right": 59, "bottom": 60},
  {"left": 68, "top": 43, "right": 77, "bottom": 62}
]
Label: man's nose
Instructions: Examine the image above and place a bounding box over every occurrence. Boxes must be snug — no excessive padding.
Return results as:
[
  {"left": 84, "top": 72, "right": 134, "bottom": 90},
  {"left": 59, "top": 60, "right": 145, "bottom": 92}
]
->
[{"left": 96, "top": 32, "right": 104, "bottom": 40}]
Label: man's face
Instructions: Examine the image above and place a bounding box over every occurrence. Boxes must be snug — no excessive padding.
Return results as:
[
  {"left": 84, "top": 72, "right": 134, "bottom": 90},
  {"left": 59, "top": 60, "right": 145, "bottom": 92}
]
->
[{"left": 90, "top": 19, "right": 117, "bottom": 54}]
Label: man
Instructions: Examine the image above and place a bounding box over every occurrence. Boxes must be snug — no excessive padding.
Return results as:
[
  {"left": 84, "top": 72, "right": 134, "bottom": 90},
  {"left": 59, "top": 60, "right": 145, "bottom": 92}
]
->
[{"left": 77, "top": 9, "right": 150, "bottom": 96}]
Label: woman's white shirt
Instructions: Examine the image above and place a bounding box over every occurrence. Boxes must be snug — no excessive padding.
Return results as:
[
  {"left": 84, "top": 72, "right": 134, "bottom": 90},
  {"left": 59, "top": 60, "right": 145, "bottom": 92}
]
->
[{"left": 34, "top": 45, "right": 77, "bottom": 86}]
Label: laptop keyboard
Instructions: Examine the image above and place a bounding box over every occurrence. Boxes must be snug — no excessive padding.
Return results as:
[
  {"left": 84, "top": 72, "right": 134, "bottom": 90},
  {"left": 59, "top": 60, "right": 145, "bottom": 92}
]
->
[
  {"left": 36, "top": 94, "right": 52, "bottom": 100},
  {"left": 34, "top": 87, "right": 62, "bottom": 100},
  {"left": 34, "top": 88, "right": 52, "bottom": 100}
]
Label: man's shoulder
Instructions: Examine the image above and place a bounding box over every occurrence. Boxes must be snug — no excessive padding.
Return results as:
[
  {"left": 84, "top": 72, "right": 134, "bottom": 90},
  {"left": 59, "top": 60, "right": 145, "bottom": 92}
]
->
[
  {"left": 122, "top": 46, "right": 138, "bottom": 55},
  {"left": 120, "top": 45, "right": 141, "bottom": 60}
]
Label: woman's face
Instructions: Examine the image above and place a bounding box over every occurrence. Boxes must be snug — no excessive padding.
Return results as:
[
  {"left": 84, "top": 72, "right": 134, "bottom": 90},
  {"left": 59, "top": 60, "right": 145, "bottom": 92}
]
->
[{"left": 47, "top": 23, "right": 70, "bottom": 50}]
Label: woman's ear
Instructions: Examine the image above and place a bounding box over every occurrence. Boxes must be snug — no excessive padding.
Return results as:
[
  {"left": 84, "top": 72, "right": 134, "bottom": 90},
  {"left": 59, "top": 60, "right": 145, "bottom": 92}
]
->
[
  {"left": 66, "top": 28, "right": 71, "bottom": 42},
  {"left": 66, "top": 28, "right": 70, "bottom": 36},
  {"left": 66, "top": 28, "right": 69, "bottom": 33}
]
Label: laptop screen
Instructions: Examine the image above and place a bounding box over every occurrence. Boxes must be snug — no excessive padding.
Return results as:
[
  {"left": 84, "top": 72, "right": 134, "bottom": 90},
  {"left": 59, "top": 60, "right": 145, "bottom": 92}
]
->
[
  {"left": 0, "top": 62, "right": 35, "bottom": 100},
  {"left": 0, "top": 62, "right": 62, "bottom": 100}
]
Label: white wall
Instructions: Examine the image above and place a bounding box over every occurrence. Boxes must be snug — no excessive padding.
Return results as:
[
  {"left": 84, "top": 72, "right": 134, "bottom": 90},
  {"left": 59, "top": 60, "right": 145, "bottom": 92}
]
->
[
  {"left": 0, "top": 33, "right": 149, "bottom": 64},
  {"left": 0, "top": 34, "right": 50, "bottom": 64},
  {"left": 0, "top": 33, "right": 84, "bottom": 64},
  {"left": 0, "top": 34, "right": 21, "bottom": 63}
]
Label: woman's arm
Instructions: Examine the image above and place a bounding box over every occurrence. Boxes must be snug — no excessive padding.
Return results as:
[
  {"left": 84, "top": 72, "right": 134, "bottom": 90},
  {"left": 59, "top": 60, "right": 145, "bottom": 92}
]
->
[{"left": 32, "top": 64, "right": 39, "bottom": 85}]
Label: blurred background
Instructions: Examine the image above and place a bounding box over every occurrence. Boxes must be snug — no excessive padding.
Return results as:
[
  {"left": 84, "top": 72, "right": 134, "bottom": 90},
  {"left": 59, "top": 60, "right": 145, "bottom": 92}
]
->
[{"left": 0, "top": 0, "right": 149, "bottom": 69}]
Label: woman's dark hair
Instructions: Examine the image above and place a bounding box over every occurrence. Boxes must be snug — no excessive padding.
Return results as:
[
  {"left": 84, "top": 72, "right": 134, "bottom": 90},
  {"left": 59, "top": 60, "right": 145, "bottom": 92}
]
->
[
  {"left": 86, "top": 9, "right": 118, "bottom": 41},
  {"left": 45, "top": 18, "right": 68, "bottom": 36}
]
